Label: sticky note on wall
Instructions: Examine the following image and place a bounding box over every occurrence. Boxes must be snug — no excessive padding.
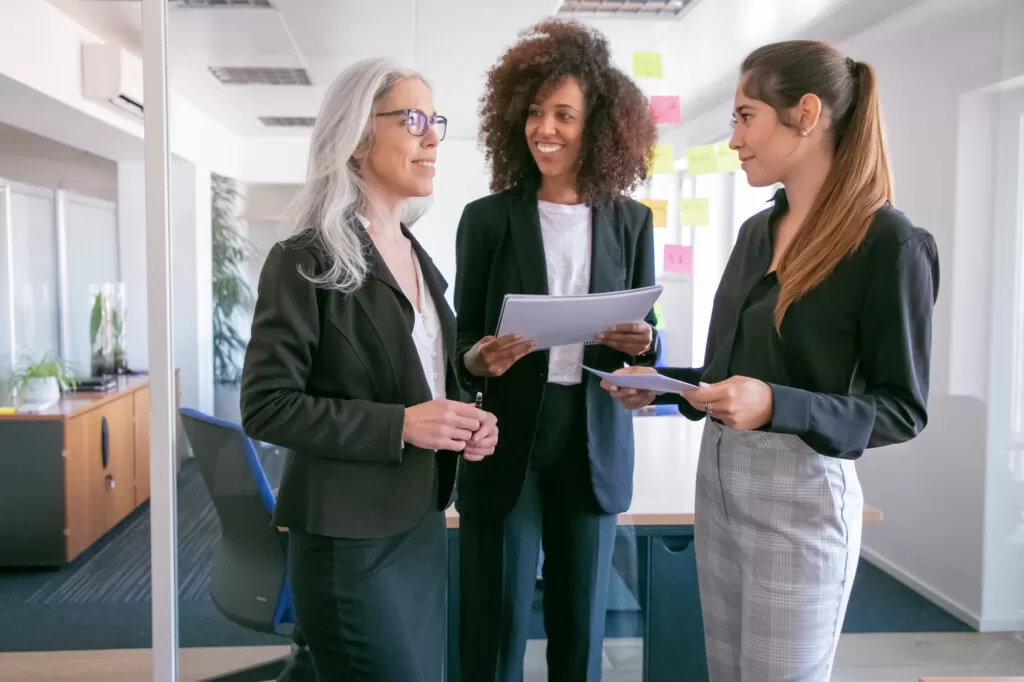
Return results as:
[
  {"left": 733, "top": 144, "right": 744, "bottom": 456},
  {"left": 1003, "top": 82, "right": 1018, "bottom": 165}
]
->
[
  {"left": 680, "top": 197, "right": 709, "bottom": 226},
  {"left": 715, "top": 142, "right": 741, "bottom": 173},
  {"left": 651, "top": 145, "right": 674, "bottom": 174},
  {"left": 633, "top": 52, "right": 663, "bottom": 79},
  {"left": 663, "top": 244, "right": 692, "bottom": 276},
  {"left": 640, "top": 199, "right": 668, "bottom": 227},
  {"left": 653, "top": 300, "right": 665, "bottom": 329},
  {"left": 650, "top": 96, "right": 681, "bottom": 124},
  {"left": 685, "top": 145, "right": 718, "bottom": 175}
]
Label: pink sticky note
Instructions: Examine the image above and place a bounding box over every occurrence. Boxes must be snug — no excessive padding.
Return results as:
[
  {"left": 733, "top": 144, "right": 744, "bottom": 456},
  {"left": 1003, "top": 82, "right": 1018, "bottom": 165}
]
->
[
  {"left": 663, "top": 244, "right": 692, "bottom": 275},
  {"left": 650, "top": 96, "right": 682, "bottom": 125}
]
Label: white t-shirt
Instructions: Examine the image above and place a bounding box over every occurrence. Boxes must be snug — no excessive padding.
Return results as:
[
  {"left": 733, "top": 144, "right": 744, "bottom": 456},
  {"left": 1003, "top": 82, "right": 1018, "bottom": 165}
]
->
[
  {"left": 537, "top": 200, "right": 592, "bottom": 385},
  {"left": 410, "top": 255, "right": 446, "bottom": 400}
]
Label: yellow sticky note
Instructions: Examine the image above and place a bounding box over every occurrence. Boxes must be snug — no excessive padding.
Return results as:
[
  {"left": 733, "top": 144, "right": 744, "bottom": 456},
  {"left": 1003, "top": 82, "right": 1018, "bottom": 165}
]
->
[
  {"left": 715, "top": 142, "right": 742, "bottom": 173},
  {"left": 685, "top": 145, "right": 718, "bottom": 175},
  {"left": 640, "top": 199, "right": 668, "bottom": 227},
  {"left": 680, "top": 197, "right": 710, "bottom": 226},
  {"left": 653, "top": 300, "right": 665, "bottom": 330},
  {"left": 651, "top": 145, "right": 674, "bottom": 174},
  {"left": 632, "top": 52, "right": 663, "bottom": 79},
  {"left": 0, "top": 407, "right": 15, "bottom": 415}
]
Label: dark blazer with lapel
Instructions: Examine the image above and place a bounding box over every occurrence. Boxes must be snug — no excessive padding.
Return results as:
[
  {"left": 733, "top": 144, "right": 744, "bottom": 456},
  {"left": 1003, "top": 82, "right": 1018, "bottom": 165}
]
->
[
  {"left": 453, "top": 190, "right": 659, "bottom": 521},
  {"left": 240, "top": 224, "right": 463, "bottom": 539}
]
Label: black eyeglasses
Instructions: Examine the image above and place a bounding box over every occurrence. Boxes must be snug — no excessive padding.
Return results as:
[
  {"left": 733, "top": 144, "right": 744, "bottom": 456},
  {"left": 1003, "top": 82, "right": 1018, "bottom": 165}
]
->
[{"left": 376, "top": 108, "right": 447, "bottom": 141}]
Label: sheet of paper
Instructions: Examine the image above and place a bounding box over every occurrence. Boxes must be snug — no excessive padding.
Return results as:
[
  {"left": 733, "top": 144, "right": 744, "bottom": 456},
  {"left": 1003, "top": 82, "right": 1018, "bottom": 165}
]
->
[
  {"left": 663, "top": 244, "right": 692, "bottom": 275},
  {"left": 651, "top": 145, "right": 674, "bottom": 174},
  {"left": 685, "top": 144, "right": 718, "bottom": 175},
  {"left": 680, "top": 197, "right": 709, "bottom": 226},
  {"left": 715, "top": 142, "right": 742, "bottom": 173},
  {"left": 650, "top": 95, "right": 681, "bottom": 124},
  {"left": 632, "top": 52, "right": 663, "bottom": 79},
  {"left": 496, "top": 286, "right": 663, "bottom": 350},
  {"left": 583, "top": 366, "right": 697, "bottom": 393},
  {"left": 640, "top": 198, "right": 668, "bottom": 227}
]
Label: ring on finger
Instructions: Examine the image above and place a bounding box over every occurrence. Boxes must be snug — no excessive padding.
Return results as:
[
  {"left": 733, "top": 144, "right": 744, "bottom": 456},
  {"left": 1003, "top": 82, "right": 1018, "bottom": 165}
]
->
[{"left": 705, "top": 402, "right": 714, "bottom": 415}]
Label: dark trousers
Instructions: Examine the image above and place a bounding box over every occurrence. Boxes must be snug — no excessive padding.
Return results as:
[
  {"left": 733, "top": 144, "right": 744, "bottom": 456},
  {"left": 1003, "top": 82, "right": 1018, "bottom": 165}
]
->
[
  {"left": 459, "top": 384, "right": 617, "bottom": 682},
  {"left": 289, "top": 508, "right": 447, "bottom": 682}
]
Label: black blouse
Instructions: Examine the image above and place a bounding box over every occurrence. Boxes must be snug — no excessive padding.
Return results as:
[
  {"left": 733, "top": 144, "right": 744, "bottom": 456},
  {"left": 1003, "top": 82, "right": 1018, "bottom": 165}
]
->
[{"left": 658, "top": 189, "right": 940, "bottom": 459}]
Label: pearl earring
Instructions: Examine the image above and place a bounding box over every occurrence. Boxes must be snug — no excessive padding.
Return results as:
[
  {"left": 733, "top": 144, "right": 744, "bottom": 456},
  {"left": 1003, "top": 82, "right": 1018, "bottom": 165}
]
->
[{"left": 800, "top": 129, "right": 809, "bottom": 137}]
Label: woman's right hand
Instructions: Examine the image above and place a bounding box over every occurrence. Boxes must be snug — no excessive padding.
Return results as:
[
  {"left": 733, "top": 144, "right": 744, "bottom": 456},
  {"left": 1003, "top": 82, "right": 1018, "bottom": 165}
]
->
[
  {"left": 599, "top": 366, "right": 661, "bottom": 410},
  {"left": 403, "top": 399, "right": 492, "bottom": 452},
  {"left": 464, "top": 334, "right": 535, "bottom": 377}
]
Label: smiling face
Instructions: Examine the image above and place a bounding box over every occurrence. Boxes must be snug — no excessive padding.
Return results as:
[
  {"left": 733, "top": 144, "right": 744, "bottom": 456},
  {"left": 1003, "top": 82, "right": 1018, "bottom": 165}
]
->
[
  {"left": 524, "top": 76, "right": 586, "bottom": 184},
  {"left": 358, "top": 78, "right": 439, "bottom": 201},
  {"left": 728, "top": 82, "right": 810, "bottom": 188}
]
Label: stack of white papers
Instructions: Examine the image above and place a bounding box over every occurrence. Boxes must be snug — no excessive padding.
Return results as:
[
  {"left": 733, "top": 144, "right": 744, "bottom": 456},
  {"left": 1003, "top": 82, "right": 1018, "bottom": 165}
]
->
[{"left": 495, "top": 285, "right": 662, "bottom": 350}]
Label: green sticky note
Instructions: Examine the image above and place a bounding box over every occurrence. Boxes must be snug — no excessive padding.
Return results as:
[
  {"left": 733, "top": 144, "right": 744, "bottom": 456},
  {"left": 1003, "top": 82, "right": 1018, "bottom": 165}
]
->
[
  {"left": 633, "top": 52, "right": 663, "bottom": 79},
  {"left": 653, "top": 300, "right": 665, "bottom": 330},
  {"left": 715, "top": 142, "right": 742, "bottom": 173},
  {"left": 651, "top": 144, "right": 674, "bottom": 174},
  {"left": 680, "top": 197, "right": 710, "bottom": 226},
  {"left": 685, "top": 145, "right": 718, "bottom": 175}
]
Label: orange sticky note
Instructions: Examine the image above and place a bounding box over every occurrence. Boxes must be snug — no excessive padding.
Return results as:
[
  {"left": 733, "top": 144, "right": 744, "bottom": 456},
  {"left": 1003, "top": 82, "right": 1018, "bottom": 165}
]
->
[
  {"left": 663, "top": 244, "right": 692, "bottom": 275},
  {"left": 640, "top": 199, "right": 668, "bottom": 227},
  {"left": 650, "top": 96, "right": 681, "bottom": 124}
]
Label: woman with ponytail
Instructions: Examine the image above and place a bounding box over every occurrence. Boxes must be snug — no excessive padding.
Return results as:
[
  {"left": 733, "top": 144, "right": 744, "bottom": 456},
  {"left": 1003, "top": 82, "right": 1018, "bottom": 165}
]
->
[{"left": 602, "top": 41, "right": 939, "bottom": 680}]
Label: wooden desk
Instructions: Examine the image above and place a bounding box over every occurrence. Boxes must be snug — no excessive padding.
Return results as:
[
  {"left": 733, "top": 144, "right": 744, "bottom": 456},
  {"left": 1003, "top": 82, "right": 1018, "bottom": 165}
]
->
[
  {"left": 0, "top": 374, "right": 179, "bottom": 566},
  {"left": 444, "top": 415, "right": 883, "bottom": 529},
  {"left": 444, "top": 415, "right": 884, "bottom": 682}
]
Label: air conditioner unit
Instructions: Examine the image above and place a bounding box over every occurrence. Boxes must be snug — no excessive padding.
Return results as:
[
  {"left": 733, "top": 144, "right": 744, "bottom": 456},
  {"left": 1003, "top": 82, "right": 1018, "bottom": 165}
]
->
[{"left": 82, "top": 43, "right": 145, "bottom": 120}]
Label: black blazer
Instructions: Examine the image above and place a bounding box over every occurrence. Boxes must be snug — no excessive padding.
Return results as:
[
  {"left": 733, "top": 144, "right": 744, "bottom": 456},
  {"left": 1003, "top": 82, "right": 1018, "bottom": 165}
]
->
[
  {"left": 453, "top": 190, "right": 659, "bottom": 520},
  {"left": 240, "top": 224, "right": 463, "bottom": 539}
]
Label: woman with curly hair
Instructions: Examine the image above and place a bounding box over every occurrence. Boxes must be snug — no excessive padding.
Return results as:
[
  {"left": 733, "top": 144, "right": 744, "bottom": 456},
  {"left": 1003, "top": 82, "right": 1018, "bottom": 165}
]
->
[{"left": 453, "top": 19, "right": 658, "bottom": 682}]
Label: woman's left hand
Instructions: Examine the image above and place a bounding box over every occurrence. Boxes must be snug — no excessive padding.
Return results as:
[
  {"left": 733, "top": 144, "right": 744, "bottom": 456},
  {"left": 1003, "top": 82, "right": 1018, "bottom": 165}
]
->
[
  {"left": 682, "top": 376, "right": 773, "bottom": 431},
  {"left": 597, "top": 322, "right": 653, "bottom": 356},
  {"left": 463, "top": 411, "right": 498, "bottom": 461}
]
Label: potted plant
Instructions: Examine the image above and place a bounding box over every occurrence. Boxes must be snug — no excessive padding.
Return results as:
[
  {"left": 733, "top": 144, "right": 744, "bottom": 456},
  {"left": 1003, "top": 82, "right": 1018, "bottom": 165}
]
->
[
  {"left": 211, "top": 173, "right": 255, "bottom": 421},
  {"left": 11, "top": 354, "right": 77, "bottom": 406}
]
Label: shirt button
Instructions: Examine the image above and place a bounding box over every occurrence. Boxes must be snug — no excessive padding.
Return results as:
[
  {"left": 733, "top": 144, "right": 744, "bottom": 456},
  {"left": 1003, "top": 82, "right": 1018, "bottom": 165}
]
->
[{"left": 431, "top": 352, "right": 437, "bottom": 358}]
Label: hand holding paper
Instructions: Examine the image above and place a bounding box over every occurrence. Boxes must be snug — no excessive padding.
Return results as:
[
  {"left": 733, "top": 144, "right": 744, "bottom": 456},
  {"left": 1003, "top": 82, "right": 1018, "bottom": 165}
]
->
[{"left": 590, "top": 366, "right": 669, "bottom": 410}]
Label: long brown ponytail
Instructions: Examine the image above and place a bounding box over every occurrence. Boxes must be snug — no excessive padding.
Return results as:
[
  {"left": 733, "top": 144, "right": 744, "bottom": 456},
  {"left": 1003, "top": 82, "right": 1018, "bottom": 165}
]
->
[{"left": 740, "top": 41, "right": 893, "bottom": 330}]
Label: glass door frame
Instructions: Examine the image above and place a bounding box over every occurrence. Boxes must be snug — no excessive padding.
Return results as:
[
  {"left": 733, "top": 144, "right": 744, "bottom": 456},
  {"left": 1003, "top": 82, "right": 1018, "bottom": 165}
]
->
[{"left": 141, "top": 0, "right": 179, "bottom": 679}]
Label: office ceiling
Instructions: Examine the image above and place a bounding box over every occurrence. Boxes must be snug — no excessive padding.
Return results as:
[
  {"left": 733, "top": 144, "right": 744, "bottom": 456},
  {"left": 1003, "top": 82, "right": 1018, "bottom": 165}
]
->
[{"left": 43, "top": 0, "right": 908, "bottom": 141}]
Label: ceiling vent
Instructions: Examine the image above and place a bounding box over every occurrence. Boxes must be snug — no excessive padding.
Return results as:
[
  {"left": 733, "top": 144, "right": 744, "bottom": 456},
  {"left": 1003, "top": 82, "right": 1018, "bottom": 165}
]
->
[
  {"left": 209, "top": 67, "right": 311, "bottom": 86},
  {"left": 557, "top": 0, "right": 697, "bottom": 18},
  {"left": 259, "top": 116, "right": 316, "bottom": 128},
  {"left": 170, "top": 0, "right": 274, "bottom": 8},
  {"left": 82, "top": 43, "right": 144, "bottom": 120}
]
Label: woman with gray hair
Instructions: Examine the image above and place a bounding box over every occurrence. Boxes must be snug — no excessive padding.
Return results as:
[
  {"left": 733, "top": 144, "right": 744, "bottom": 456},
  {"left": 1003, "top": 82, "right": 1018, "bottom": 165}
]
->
[{"left": 240, "top": 57, "right": 496, "bottom": 681}]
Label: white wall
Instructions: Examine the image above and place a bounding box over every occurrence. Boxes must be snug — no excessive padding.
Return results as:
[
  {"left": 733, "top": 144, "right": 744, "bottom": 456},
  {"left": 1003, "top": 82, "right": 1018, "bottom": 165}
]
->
[
  {"left": 0, "top": 122, "right": 117, "bottom": 202},
  {"left": 412, "top": 138, "right": 490, "bottom": 306},
  {"left": 663, "top": 0, "right": 1024, "bottom": 631}
]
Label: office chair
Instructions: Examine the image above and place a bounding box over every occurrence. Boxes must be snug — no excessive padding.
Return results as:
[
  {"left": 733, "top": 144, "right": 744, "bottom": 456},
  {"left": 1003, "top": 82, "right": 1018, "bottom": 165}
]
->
[{"left": 179, "top": 408, "right": 310, "bottom": 682}]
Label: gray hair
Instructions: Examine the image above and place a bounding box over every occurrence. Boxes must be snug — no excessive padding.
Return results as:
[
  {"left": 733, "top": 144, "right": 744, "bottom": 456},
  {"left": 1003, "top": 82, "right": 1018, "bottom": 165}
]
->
[{"left": 285, "top": 57, "right": 425, "bottom": 292}]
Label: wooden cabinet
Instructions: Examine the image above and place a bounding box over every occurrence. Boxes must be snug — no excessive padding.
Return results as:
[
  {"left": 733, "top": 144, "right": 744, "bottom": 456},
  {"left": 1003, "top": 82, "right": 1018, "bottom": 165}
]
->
[
  {"left": 133, "top": 387, "right": 150, "bottom": 506},
  {"left": 0, "top": 377, "right": 163, "bottom": 566}
]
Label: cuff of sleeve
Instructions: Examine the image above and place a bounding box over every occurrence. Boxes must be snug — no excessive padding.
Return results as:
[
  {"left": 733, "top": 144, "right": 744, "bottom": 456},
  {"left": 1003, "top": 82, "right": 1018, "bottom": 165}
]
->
[
  {"left": 768, "top": 383, "right": 810, "bottom": 435},
  {"left": 387, "top": 404, "right": 406, "bottom": 464},
  {"left": 455, "top": 349, "right": 485, "bottom": 393}
]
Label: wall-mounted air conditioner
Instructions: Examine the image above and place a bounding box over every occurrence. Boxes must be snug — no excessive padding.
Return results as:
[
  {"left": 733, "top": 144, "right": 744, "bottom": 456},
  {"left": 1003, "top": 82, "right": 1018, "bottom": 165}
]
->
[{"left": 81, "top": 44, "right": 145, "bottom": 120}]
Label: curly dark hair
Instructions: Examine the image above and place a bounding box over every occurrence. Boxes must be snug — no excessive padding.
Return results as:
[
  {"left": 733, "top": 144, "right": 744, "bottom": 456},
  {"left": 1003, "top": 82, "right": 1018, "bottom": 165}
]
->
[{"left": 478, "top": 19, "right": 657, "bottom": 205}]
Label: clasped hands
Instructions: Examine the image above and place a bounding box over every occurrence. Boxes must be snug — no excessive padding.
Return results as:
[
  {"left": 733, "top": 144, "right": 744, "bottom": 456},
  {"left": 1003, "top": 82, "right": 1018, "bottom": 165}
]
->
[
  {"left": 599, "top": 366, "right": 774, "bottom": 431},
  {"left": 402, "top": 399, "right": 498, "bottom": 461}
]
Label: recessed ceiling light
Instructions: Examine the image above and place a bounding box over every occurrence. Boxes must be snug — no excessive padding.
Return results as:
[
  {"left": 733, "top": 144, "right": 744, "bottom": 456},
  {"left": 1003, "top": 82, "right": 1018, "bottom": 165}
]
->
[
  {"left": 209, "top": 67, "right": 311, "bottom": 86},
  {"left": 170, "top": 0, "right": 275, "bottom": 8},
  {"left": 258, "top": 116, "right": 316, "bottom": 128},
  {"left": 557, "top": 0, "right": 696, "bottom": 18}
]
